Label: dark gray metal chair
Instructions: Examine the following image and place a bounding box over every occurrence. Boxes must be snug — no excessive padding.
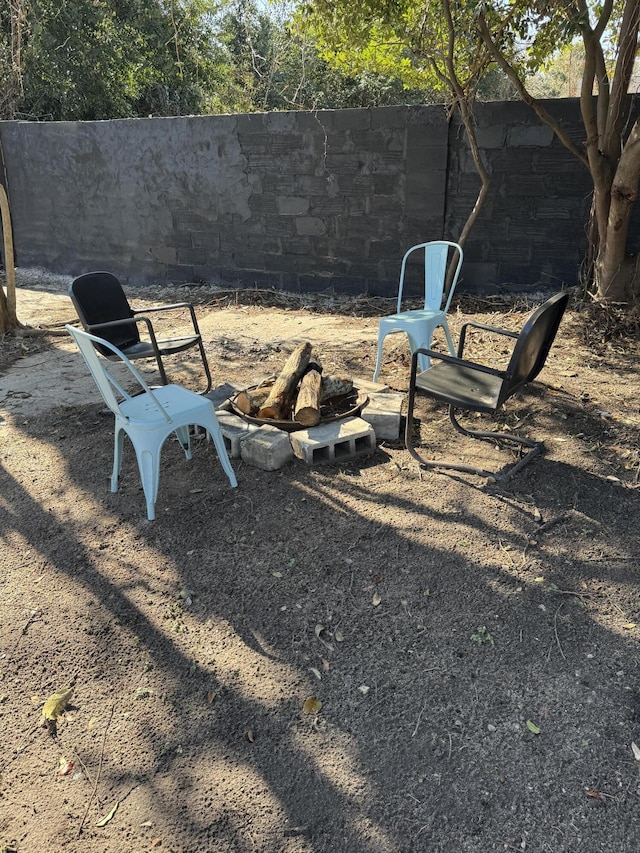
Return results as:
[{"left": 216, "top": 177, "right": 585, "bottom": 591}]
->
[
  {"left": 405, "top": 291, "right": 569, "bottom": 481},
  {"left": 69, "top": 271, "right": 212, "bottom": 392}
]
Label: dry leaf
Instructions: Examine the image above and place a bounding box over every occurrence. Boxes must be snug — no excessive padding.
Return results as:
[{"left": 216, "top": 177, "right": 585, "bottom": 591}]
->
[
  {"left": 151, "top": 839, "right": 162, "bottom": 847},
  {"left": 41, "top": 687, "right": 74, "bottom": 722},
  {"left": 632, "top": 741, "right": 640, "bottom": 761},
  {"left": 302, "top": 697, "right": 322, "bottom": 715},
  {"left": 96, "top": 801, "right": 119, "bottom": 827},
  {"left": 57, "top": 756, "right": 74, "bottom": 776},
  {"left": 314, "top": 624, "right": 325, "bottom": 639},
  {"left": 372, "top": 592, "right": 382, "bottom": 607},
  {"left": 206, "top": 690, "right": 216, "bottom": 705},
  {"left": 321, "top": 658, "right": 331, "bottom": 672},
  {"left": 586, "top": 790, "right": 607, "bottom": 802},
  {"left": 247, "top": 729, "right": 255, "bottom": 743}
]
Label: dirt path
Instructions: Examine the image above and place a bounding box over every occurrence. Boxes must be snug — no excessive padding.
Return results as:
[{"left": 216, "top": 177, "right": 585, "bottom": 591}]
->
[{"left": 1, "top": 278, "right": 639, "bottom": 853}]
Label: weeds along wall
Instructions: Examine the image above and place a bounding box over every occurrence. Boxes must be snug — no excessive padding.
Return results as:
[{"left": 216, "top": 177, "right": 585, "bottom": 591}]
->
[{"left": 2, "top": 99, "right": 636, "bottom": 296}]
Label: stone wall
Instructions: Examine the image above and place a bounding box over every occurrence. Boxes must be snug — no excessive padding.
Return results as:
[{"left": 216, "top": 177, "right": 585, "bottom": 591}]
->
[{"left": 1, "top": 100, "right": 637, "bottom": 296}]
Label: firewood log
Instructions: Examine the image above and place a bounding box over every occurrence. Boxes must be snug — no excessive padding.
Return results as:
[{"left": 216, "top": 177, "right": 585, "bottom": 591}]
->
[
  {"left": 320, "top": 375, "right": 353, "bottom": 402},
  {"left": 294, "top": 368, "right": 323, "bottom": 426},
  {"left": 257, "top": 342, "right": 312, "bottom": 420},
  {"left": 234, "top": 386, "right": 271, "bottom": 416}
]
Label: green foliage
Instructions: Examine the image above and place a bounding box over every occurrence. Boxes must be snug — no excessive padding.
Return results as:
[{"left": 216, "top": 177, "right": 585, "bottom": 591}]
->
[
  {"left": 470, "top": 626, "right": 495, "bottom": 646},
  {"left": 0, "top": 0, "right": 438, "bottom": 119},
  {"left": 219, "top": 0, "right": 432, "bottom": 111},
  {"left": 296, "top": 0, "right": 515, "bottom": 101},
  {"left": 2, "top": 0, "right": 238, "bottom": 120}
]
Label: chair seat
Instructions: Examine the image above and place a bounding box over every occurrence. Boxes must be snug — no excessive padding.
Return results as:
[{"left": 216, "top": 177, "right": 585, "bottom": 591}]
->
[
  {"left": 381, "top": 308, "right": 445, "bottom": 327},
  {"left": 119, "top": 383, "right": 211, "bottom": 425},
  {"left": 110, "top": 335, "right": 201, "bottom": 361},
  {"left": 415, "top": 362, "right": 504, "bottom": 413}
]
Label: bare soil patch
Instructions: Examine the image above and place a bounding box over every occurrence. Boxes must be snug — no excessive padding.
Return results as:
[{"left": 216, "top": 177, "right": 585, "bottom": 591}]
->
[{"left": 1, "top": 276, "right": 639, "bottom": 853}]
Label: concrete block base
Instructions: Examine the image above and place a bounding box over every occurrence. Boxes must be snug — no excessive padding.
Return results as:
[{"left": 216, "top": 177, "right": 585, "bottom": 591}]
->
[
  {"left": 360, "top": 391, "right": 404, "bottom": 441},
  {"left": 290, "top": 417, "right": 376, "bottom": 465},
  {"left": 216, "top": 411, "right": 260, "bottom": 458},
  {"left": 240, "top": 424, "right": 294, "bottom": 471}
]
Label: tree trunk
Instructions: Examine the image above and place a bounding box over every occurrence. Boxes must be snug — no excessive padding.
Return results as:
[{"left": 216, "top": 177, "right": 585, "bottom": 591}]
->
[
  {"left": 257, "top": 342, "right": 312, "bottom": 420},
  {"left": 0, "top": 184, "right": 20, "bottom": 335},
  {"left": 594, "top": 119, "right": 640, "bottom": 301},
  {"left": 294, "top": 367, "right": 323, "bottom": 426}
]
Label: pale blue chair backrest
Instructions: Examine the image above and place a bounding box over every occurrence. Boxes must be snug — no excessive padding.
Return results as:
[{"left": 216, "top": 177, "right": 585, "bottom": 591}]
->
[
  {"left": 396, "top": 241, "right": 463, "bottom": 314},
  {"left": 66, "top": 325, "right": 171, "bottom": 424}
]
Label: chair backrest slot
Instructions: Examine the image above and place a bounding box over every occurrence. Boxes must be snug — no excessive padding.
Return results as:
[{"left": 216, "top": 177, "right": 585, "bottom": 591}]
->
[{"left": 69, "top": 271, "right": 139, "bottom": 354}]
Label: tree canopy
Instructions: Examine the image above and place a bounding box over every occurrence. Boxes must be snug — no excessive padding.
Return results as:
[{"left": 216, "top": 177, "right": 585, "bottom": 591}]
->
[{"left": 299, "top": 0, "right": 640, "bottom": 303}]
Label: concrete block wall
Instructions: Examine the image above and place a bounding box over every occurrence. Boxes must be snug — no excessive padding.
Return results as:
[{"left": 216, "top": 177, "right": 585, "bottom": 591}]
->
[{"left": 2, "top": 99, "right": 637, "bottom": 296}]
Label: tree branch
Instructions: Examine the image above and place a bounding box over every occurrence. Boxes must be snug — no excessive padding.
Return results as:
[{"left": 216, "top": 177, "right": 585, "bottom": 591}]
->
[{"left": 476, "top": 11, "right": 589, "bottom": 168}]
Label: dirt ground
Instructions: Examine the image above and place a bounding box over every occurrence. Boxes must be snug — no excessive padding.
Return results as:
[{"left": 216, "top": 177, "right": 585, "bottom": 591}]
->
[{"left": 1, "top": 274, "right": 639, "bottom": 853}]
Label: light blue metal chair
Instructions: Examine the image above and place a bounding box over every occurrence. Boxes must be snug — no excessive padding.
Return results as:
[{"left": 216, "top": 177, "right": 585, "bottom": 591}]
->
[
  {"left": 373, "top": 241, "right": 463, "bottom": 381},
  {"left": 66, "top": 325, "right": 237, "bottom": 521}
]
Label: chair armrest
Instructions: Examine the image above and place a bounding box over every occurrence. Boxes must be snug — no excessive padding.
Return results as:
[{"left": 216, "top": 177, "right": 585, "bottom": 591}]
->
[
  {"left": 458, "top": 320, "right": 519, "bottom": 357},
  {"left": 87, "top": 316, "right": 163, "bottom": 354},
  {"left": 132, "top": 302, "right": 202, "bottom": 335}
]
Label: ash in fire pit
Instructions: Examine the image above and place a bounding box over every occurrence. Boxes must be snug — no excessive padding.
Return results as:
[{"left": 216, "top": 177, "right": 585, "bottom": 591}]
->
[{"left": 229, "top": 342, "right": 367, "bottom": 432}]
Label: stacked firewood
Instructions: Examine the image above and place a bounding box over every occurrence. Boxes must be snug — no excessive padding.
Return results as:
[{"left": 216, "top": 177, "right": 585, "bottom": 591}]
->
[{"left": 233, "top": 342, "right": 353, "bottom": 427}]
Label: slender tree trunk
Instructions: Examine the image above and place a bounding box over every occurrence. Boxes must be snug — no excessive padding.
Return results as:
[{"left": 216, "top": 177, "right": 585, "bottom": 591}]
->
[
  {"left": 0, "top": 184, "right": 21, "bottom": 335},
  {"left": 594, "top": 119, "right": 640, "bottom": 301}
]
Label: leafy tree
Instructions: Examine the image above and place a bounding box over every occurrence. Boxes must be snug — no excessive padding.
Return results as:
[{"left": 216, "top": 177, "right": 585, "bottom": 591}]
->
[
  {"left": 300, "top": 0, "right": 640, "bottom": 303},
  {"left": 219, "top": 0, "right": 433, "bottom": 111},
  {"left": 0, "top": 0, "right": 240, "bottom": 121},
  {"left": 476, "top": 1, "right": 640, "bottom": 302},
  {"left": 526, "top": 42, "right": 586, "bottom": 99},
  {"left": 299, "top": 0, "right": 510, "bottom": 247}
]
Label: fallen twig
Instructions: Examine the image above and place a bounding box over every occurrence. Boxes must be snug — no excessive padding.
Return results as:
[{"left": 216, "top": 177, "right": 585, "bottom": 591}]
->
[{"left": 78, "top": 703, "right": 115, "bottom": 836}]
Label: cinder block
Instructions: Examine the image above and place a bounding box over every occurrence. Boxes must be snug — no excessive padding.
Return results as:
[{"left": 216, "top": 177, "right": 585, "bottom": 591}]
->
[
  {"left": 205, "top": 382, "right": 244, "bottom": 413},
  {"left": 360, "top": 392, "right": 403, "bottom": 441},
  {"left": 216, "top": 412, "right": 260, "bottom": 458},
  {"left": 240, "top": 425, "right": 294, "bottom": 471},
  {"left": 290, "top": 417, "right": 376, "bottom": 465}
]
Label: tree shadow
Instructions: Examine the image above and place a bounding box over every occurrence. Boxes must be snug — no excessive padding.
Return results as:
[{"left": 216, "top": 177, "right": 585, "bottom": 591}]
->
[{"left": 2, "top": 390, "right": 640, "bottom": 850}]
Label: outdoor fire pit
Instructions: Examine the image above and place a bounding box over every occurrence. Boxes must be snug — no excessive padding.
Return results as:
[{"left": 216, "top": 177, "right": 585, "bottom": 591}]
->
[{"left": 228, "top": 342, "right": 368, "bottom": 432}]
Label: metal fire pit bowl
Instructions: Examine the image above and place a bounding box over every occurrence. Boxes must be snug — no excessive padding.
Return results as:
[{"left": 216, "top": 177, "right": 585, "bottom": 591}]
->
[{"left": 229, "top": 385, "right": 368, "bottom": 433}]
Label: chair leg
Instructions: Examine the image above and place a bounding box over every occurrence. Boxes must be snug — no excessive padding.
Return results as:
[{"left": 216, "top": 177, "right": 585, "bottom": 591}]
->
[
  {"left": 111, "top": 426, "right": 125, "bottom": 492},
  {"left": 372, "top": 330, "right": 387, "bottom": 381},
  {"left": 197, "top": 339, "right": 213, "bottom": 394},
  {"left": 174, "top": 425, "right": 192, "bottom": 458},
  {"left": 200, "top": 415, "right": 237, "bottom": 488},
  {"left": 132, "top": 444, "right": 162, "bottom": 521},
  {"left": 441, "top": 319, "right": 456, "bottom": 358},
  {"left": 405, "top": 398, "right": 543, "bottom": 482}
]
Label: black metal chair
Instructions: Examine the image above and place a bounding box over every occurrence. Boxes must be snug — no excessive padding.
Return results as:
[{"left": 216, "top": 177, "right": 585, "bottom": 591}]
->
[
  {"left": 69, "top": 271, "right": 212, "bottom": 392},
  {"left": 405, "top": 291, "right": 569, "bottom": 481}
]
